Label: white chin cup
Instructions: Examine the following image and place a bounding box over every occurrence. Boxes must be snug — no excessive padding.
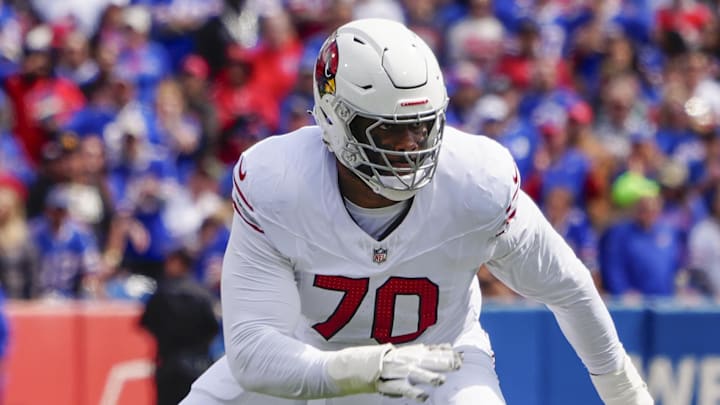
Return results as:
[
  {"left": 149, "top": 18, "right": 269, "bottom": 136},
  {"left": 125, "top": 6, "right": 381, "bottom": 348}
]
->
[{"left": 373, "top": 175, "right": 422, "bottom": 201}]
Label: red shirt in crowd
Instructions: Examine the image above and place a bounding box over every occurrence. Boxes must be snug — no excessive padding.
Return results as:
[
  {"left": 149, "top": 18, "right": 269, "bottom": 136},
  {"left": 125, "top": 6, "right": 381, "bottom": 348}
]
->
[{"left": 2, "top": 74, "right": 85, "bottom": 164}]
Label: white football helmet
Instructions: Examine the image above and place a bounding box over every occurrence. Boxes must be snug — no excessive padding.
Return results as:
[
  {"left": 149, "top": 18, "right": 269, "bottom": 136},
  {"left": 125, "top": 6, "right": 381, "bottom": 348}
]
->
[{"left": 312, "top": 19, "right": 448, "bottom": 201}]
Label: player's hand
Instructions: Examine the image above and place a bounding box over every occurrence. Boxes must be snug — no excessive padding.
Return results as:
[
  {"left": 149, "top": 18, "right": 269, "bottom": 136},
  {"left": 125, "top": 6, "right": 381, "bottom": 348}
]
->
[{"left": 376, "top": 343, "right": 463, "bottom": 402}]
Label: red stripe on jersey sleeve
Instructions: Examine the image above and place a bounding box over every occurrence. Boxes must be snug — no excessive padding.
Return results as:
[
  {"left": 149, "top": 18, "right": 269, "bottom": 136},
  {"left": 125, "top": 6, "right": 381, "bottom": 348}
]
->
[
  {"left": 504, "top": 163, "right": 521, "bottom": 219},
  {"left": 233, "top": 169, "right": 255, "bottom": 212},
  {"left": 232, "top": 200, "right": 264, "bottom": 234}
]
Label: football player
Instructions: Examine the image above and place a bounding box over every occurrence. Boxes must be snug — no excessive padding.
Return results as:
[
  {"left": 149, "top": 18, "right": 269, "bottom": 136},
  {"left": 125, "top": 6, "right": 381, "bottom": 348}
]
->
[{"left": 181, "top": 18, "right": 653, "bottom": 405}]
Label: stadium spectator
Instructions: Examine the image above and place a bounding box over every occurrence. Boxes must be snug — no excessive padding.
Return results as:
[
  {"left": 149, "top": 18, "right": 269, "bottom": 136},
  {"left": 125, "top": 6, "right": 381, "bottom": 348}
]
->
[
  {"left": 654, "top": 84, "right": 699, "bottom": 171},
  {"left": 114, "top": 5, "right": 172, "bottom": 104},
  {"left": 654, "top": 0, "right": 713, "bottom": 55},
  {"left": 657, "top": 160, "right": 707, "bottom": 254},
  {"left": 688, "top": 184, "right": 720, "bottom": 297},
  {"left": 682, "top": 50, "right": 720, "bottom": 123},
  {"left": 193, "top": 214, "right": 231, "bottom": 297},
  {"left": 24, "top": 133, "right": 82, "bottom": 219},
  {"left": 63, "top": 134, "right": 114, "bottom": 245},
  {"left": 103, "top": 90, "right": 177, "bottom": 207},
  {"left": 30, "top": 185, "right": 102, "bottom": 298},
  {"left": 0, "top": 92, "right": 35, "bottom": 186},
  {"left": 465, "top": 93, "right": 539, "bottom": 180},
  {"left": 687, "top": 118, "right": 720, "bottom": 196},
  {"left": 544, "top": 185, "right": 601, "bottom": 289},
  {"left": 63, "top": 43, "right": 121, "bottom": 135},
  {"left": 0, "top": 0, "right": 22, "bottom": 78},
  {"left": 565, "top": 99, "right": 615, "bottom": 226},
  {"left": 601, "top": 173, "right": 683, "bottom": 298},
  {"left": 40, "top": 131, "right": 109, "bottom": 237},
  {"left": 445, "top": 0, "right": 504, "bottom": 70},
  {"left": 297, "top": 0, "right": 354, "bottom": 64},
  {"left": 516, "top": 56, "right": 576, "bottom": 127},
  {"left": 162, "top": 165, "right": 224, "bottom": 249},
  {"left": 178, "top": 54, "right": 220, "bottom": 162},
  {"left": 2, "top": 24, "right": 86, "bottom": 165},
  {"left": 527, "top": 107, "right": 595, "bottom": 209},
  {"left": 599, "top": 29, "right": 651, "bottom": 100},
  {"left": 351, "top": 0, "right": 406, "bottom": 23},
  {"left": 90, "top": 4, "right": 126, "bottom": 53},
  {"left": 151, "top": 78, "right": 203, "bottom": 184},
  {"left": 593, "top": 73, "right": 653, "bottom": 163},
  {"left": 105, "top": 173, "right": 177, "bottom": 280},
  {"left": 141, "top": 246, "right": 219, "bottom": 405},
  {"left": 147, "top": 0, "right": 222, "bottom": 70},
  {"left": 624, "top": 130, "right": 665, "bottom": 181},
  {"left": 495, "top": 16, "right": 543, "bottom": 91},
  {"left": 193, "top": 0, "right": 281, "bottom": 76},
  {"left": 211, "top": 44, "right": 276, "bottom": 163},
  {"left": 0, "top": 288, "right": 8, "bottom": 400},
  {"left": 250, "top": 11, "right": 303, "bottom": 103},
  {"left": 277, "top": 52, "right": 315, "bottom": 133},
  {"left": 0, "top": 173, "right": 39, "bottom": 299},
  {"left": 211, "top": 45, "right": 260, "bottom": 128},
  {"left": 444, "top": 61, "right": 484, "bottom": 127},
  {"left": 55, "top": 30, "right": 99, "bottom": 91},
  {"left": 401, "top": 0, "right": 445, "bottom": 56}
]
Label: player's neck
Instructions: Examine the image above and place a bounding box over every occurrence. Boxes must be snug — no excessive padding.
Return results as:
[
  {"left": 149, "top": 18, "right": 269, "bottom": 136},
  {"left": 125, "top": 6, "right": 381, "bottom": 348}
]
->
[{"left": 337, "top": 163, "right": 398, "bottom": 208}]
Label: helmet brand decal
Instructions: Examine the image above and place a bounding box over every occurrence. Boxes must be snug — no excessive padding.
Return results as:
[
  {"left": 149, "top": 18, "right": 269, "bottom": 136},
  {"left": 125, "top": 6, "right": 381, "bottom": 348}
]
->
[
  {"left": 316, "top": 36, "right": 339, "bottom": 98},
  {"left": 373, "top": 247, "right": 388, "bottom": 264}
]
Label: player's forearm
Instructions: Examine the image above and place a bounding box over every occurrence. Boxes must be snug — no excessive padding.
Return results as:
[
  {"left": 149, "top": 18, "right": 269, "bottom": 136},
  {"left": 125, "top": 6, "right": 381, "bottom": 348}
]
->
[
  {"left": 546, "top": 284, "right": 625, "bottom": 375},
  {"left": 224, "top": 323, "right": 341, "bottom": 398},
  {"left": 226, "top": 321, "right": 408, "bottom": 399}
]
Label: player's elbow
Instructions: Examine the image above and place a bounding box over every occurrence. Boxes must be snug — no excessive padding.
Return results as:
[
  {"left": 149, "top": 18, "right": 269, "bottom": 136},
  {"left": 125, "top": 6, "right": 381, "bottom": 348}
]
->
[
  {"left": 224, "top": 323, "right": 264, "bottom": 379},
  {"left": 223, "top": 324, "right": 303, "bottom": 396},
  {"left": 225, "top": 341, "right": 281, "bottom": 395},
  {"left": 225, "top": 347, "right": 314, "bottom": 399}
]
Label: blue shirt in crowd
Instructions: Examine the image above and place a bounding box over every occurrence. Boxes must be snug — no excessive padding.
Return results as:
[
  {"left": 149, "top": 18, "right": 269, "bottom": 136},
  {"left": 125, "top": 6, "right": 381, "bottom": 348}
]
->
[
  {"left": 30, "top": 217, "right": 100, "bottom": 298},
  {"left": 600, "top": 220, "right": 682, "bottom": 297}
]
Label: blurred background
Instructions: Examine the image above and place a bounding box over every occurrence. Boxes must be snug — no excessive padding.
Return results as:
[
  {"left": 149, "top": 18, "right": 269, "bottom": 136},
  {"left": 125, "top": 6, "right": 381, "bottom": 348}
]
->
[{"left": 0, "top": 0, "right": 719, "bottom": 404}]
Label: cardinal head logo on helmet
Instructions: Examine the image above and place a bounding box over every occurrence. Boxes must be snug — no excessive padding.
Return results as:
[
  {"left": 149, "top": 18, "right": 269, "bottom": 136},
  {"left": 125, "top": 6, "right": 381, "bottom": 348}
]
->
[{"left": 315, "top": 36, "right": 339, "bottom": 98}]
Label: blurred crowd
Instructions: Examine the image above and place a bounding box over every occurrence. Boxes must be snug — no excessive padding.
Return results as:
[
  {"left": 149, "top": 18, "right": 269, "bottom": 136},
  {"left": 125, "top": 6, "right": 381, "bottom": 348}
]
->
[{"left": 1, "top": 0, "right": 720, "bottom": 305}]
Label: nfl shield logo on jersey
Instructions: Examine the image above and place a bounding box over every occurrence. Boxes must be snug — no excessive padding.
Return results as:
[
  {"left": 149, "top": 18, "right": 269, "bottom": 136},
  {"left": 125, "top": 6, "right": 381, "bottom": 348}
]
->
[{"left": 372, "top": 248, "right": 388, "bottom": 264}]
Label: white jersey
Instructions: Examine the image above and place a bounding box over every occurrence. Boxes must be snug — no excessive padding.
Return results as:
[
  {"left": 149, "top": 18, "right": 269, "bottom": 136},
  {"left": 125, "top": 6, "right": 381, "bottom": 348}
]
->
[
  {"left": 196, "top": 125, "right": 624, "bottom": 402},
  {"left": 231, "top": 125, "right": 514, "bottom": 349}
]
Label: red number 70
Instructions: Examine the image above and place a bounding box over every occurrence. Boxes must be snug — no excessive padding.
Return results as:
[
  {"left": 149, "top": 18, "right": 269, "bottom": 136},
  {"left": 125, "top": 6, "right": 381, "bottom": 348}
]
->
[{"left": 311, "top": 275, "right": 439, "bottom": 344}]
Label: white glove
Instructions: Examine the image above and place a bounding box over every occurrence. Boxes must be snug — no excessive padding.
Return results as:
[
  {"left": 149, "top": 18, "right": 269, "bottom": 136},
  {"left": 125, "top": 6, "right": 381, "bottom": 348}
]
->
[
  {"left": 590, "top": 354, "right": 654, "bottom": 405},
  {"left": 377, "top": 343, "right": 463, "bottom": 401},
  {"left": 326, "top": 343, "right": 463, "bottom": 402}
]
